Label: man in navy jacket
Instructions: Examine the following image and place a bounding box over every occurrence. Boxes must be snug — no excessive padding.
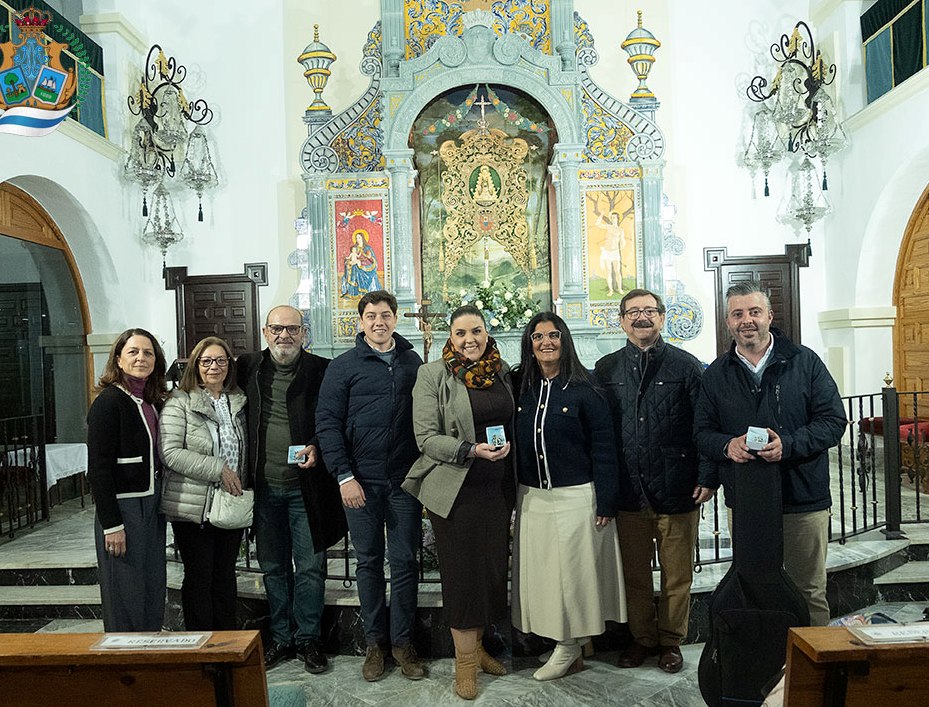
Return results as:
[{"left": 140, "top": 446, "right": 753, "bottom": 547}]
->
[
  {"left": 316, "top": 290, "right": 424, "bottom": 682},
  {"left": 694, "top": 281, "right": 846, "bottom": 626}
]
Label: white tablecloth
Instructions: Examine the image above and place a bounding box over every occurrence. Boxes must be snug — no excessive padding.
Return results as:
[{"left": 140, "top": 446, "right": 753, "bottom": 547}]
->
[{"left": 6, "top": 443, "right": 88, "bottom": 489}]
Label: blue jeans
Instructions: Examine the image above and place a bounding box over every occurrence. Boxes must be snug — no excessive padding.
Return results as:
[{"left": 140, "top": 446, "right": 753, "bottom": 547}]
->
[
  {"left": 255, "top": 484, "right": 326, "bottom": 646},
  {"left": 344, "top": 479, "right": 422, "bottom": 647}
]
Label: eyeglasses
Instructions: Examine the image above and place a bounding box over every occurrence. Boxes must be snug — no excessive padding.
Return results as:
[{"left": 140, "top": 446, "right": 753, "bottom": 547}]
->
[
  {"left": 623, "top": 307, "right": 662, "bottom": 319},
  {"left": 198, "top": 356, "right": 229, "bottom": 368},
  {"left": 266, "top": 324, "right": 302, "bottom": 336},
  {"left": 530, "top": 331, "right": 562, "bottom": 342}
]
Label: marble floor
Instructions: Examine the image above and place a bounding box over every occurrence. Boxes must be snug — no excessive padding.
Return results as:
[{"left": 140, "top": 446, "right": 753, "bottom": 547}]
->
[{"left": 3, "top": 499, "right": 929, "bottom": 705}]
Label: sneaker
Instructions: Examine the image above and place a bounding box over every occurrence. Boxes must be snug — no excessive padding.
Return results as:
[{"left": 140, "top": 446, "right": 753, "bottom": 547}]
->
[
  {"left": 263, "top": 641, "right": 295, "bottom": 670},
  {"left": 362, "top": 644, "right": 386, "bottom": 682},
  {"left": 297, "top": 640, "right": 329, "bottom": 674},
  {"left": 391, "top": 643, "right": 425, "bottom": 680}
]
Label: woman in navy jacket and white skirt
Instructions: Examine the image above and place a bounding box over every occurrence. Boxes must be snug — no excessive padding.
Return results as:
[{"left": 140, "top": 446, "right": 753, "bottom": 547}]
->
[{"left": 512, "top": 312, "right": 626, "bottom": 680}]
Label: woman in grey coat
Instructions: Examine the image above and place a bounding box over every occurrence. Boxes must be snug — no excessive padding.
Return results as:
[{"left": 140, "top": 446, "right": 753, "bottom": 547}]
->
[{"left": 160, "top": 336, "right": 247, "bottom": 630}]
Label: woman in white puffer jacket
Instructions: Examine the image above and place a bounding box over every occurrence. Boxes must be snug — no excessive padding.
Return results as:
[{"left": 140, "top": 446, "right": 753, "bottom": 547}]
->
[{"left": 160, "top": 336, "right": 247, "bottom": 630}]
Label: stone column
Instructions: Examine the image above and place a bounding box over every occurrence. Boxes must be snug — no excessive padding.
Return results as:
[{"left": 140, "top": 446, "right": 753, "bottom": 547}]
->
[
  {"left": 383, "top": 148, "right": 419, "bottom": 335},
  {"left": 550, "top": 0, "right": 577, "bottom": 71},
  {"left": 640, "top": 159, "right": 665, "bottom": 295},
  {"left": 550, "top": 143, "right": 587, "bottom": 325},
  {"left": 304, "top": 174, "right": 335, "bottom": 356},
  {"left": 380, "top": 0, "right": 404, "bottom": 77}
]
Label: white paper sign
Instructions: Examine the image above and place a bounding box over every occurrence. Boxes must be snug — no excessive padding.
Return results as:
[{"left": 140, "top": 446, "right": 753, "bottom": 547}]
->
[
  {"left": 848, "top": 624, "right": 929, "bottom": 644},
  {"left": 91, "top": 632, "right": 212, "bottom": 650}
]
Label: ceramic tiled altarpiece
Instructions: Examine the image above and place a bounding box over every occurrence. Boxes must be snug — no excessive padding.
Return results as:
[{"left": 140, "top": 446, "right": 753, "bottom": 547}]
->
[{"left": 294, "top": 0, "right": 700, "bottom": 361}]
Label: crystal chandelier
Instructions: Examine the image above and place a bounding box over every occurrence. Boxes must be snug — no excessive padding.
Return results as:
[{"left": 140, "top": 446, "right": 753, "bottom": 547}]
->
[
  {"left": 743, "top": 21, "right": 847, "bottom": 231},
  {"left": 124, "top": 44, "right": 218, "bottom": 257}
]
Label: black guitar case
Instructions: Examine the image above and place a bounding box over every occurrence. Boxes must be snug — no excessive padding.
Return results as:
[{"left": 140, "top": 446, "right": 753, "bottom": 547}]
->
[{"left": 697, "top": 460, "right": 810, "bottom": 706}]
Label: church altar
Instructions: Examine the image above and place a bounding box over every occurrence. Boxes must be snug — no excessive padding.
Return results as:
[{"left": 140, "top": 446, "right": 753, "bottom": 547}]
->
[{"left": 290, "top": 0, "right": 703, "bottom": 363}]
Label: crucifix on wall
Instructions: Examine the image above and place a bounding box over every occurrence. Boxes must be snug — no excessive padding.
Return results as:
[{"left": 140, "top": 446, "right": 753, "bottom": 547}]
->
[{"left": 404, "top": 298, "right": 446, "bottom": 362}]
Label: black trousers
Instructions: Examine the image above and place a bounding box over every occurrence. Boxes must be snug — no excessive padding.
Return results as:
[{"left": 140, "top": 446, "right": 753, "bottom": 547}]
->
[{"left": 171, "top": 520, "right": 242, "bottom": 631}]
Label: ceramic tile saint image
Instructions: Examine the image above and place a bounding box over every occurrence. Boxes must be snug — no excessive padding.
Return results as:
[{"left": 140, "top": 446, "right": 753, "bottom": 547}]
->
[
  {"left": 584, "top": 189, "right": 637, "bottom": 301},
  {"left": 333, "top": 198, "right": 386, "bottom": 311}
]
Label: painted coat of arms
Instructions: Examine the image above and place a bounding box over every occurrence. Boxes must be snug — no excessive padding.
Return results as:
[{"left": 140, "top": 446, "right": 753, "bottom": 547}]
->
[{"left": 0, "top": 7, "right": 77, "bottom": 135}]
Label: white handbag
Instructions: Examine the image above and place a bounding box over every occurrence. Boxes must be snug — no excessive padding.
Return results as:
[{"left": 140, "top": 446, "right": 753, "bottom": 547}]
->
[{"left": 207, "top": 486, "right": 254, "bottom": 529}]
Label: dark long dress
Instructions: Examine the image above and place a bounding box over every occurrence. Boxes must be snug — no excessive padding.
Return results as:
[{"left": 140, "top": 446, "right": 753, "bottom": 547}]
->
[{"left": 428, "top": 377, "right": 514, "bottom": 629}]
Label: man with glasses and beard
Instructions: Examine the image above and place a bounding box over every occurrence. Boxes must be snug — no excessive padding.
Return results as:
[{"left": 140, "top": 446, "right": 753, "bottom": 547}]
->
[
  {"left": 594, "top": 289, "right": 715, "bottom": 674},
  {"left": 237, "top": 305, "right": 346, "bottom": 672}
]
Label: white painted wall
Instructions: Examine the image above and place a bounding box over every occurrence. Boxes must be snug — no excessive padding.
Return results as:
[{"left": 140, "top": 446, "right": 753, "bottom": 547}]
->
[{"left": 2, "top": 0, "right": 923, "bottom": 397}]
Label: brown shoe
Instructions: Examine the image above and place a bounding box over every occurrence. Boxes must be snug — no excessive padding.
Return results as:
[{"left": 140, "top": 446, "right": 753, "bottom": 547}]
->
[
  {"left": 362, "top": 645, "right": 386, "bottom": 682},
  {"left": 658, "top": 645, "right": 683, "bottom": 674},
  {"left": 392, "top": 643, "right": 425, "bottom": 680},
  {"left": 454, "top": 649, "right": 478, "bottom": 700},
  {"left": 618, "top": 642, "right": 658, "bottom": 668}
]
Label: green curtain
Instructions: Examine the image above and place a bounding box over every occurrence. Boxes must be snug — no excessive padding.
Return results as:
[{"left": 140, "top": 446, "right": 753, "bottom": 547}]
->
[{"left": 892, "top": 2, "right": 924, "bottom": 85}]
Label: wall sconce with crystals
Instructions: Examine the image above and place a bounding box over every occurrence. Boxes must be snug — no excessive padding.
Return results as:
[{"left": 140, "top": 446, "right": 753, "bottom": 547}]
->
[
  {"left": 744, "top": 21, "right": 847, "bottom": 202},
  {"left": 124, "top": 44, "right": 217, "bottom": 260}
]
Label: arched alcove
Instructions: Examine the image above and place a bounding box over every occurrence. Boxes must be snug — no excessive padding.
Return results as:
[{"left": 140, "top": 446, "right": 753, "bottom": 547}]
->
[
  {"left": 410, "top": 83, "right": 557, "bottom": 312},
  {"left": 0, "top": 182, "right": 92, "bottom": 443}
]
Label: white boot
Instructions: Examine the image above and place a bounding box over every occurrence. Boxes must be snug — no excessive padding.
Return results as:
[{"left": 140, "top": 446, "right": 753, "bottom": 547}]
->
[
  {"left": 538, "top": 637, "right": 593, "bottom": 663},
  {"left": 533, "top": 640, "right": 583, "bottom": 681}
]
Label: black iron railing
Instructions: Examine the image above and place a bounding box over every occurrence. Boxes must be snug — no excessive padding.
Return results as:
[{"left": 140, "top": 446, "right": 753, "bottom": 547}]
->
[
  {"left": 219, "top": 386, "right": 926, "bottom": 584},
  {"left": 0, "top": 415, "right": 48, "bottom": 538}
]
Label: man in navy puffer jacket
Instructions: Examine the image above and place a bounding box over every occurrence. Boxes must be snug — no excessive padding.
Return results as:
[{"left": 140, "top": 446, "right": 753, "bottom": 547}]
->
[{"left": 316, "top": 290, "right": 424, "bottom": 682}]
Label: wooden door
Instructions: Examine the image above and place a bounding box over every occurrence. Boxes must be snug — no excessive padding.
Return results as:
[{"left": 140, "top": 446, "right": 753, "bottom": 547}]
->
[
  {"left": 704, "top": 245, "right": 810, "bottom": 357},
  {"left": 893, "top": 183, "right": 929, "bottom": 393},
  {"left": 165, "top": 265, "right": 267, "bottom": 358}
]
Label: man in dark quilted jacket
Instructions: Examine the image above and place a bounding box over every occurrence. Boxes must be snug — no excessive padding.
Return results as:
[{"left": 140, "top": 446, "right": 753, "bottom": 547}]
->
[{"left": 595, "top": 288, "right": 716, "bottom": 674}]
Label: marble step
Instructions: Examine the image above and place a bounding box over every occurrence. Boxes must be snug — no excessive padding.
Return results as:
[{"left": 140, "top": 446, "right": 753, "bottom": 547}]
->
[
  {"left": 0, "top": 584, "right": 102, "bottom": 620},
  {"left": 874, "top": 561, "right": 929, "bottom": 603},
  {"left": 0, "top": 566, "right": 97, "bottom": 586},
  {"left": 874, "top": 560, "right": 929, "bottom": 585}
]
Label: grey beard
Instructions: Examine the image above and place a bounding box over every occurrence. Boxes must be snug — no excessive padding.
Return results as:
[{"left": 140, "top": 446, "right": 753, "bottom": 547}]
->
[{"left": 270, "top": 343, "right": 300, "bottom": 365}]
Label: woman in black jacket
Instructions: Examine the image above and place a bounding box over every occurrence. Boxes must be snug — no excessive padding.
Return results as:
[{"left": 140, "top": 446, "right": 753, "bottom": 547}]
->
[
  {"left": 511, "top": 312, "right": 626, "bottom": 680},
  {"left": 87, "top": 328, "right": 168, "bottom": 631}
]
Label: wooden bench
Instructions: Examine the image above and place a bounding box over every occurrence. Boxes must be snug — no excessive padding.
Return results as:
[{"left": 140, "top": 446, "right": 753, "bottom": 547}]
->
[
  {"left": 785, "top": 626, "right": 929, "bottom": 705},
  {"left": 0, "top": 630, "right": 269, "bottom": 706}
]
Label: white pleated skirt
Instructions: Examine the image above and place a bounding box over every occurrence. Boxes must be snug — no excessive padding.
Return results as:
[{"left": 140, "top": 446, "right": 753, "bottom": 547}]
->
[{"left": 511, "top": 482, "right": 627, "bottom": 641}]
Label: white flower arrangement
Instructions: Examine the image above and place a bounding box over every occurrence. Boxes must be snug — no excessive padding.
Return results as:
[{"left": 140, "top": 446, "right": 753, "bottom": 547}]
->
[{"left": 446, "top": 281, "right": 539, "bottom": 332}]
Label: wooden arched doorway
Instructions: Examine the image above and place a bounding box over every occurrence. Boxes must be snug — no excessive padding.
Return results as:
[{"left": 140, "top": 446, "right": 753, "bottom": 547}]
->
[
  {"left": 0, "top": 182, "right": 93, "bottom": 443},
  {"left": 893, "top": 182, "right": 929, "bottom": 392}
]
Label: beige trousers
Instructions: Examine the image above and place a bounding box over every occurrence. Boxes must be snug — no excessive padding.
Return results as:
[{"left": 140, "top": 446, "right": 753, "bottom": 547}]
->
[{"left": 617, "top": 507, "right": 699, "bottom": 648}]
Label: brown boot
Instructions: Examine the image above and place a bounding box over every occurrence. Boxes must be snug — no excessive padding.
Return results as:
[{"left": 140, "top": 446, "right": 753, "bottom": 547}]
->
[
  {"left": 392, "top": 643, "right": 425, "bottom": 680},
  {"left": 362, "top": 645, "right": 385, "bottom": 682},
  {"left": 454, "top": 649, "right": 478, "bottom": 700},
  {"left": 476, "top": 644, "right": 507, "bottom": 675}
]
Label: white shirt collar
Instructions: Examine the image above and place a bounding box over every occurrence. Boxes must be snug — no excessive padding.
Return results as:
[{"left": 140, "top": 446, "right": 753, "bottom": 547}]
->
[{"left": 735, "top": 332, "right": 775, "bottom": 374}]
